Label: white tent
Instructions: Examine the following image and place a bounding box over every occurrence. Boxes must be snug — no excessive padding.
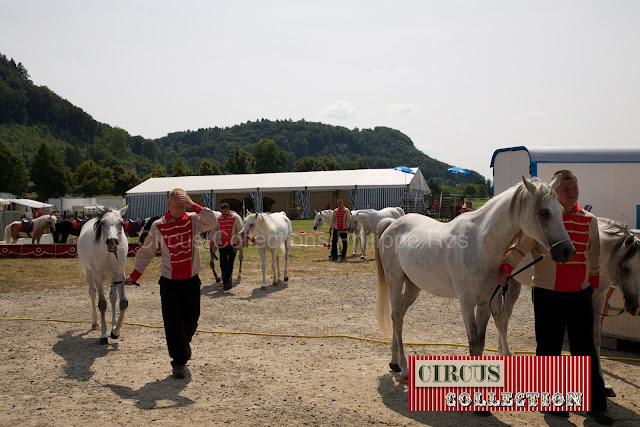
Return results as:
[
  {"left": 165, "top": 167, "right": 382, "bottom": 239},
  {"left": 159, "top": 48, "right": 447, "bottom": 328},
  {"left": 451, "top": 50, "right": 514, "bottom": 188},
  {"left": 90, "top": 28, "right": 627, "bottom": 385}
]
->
[
  {"left": 7, "top": 199, "right": 54, "bottom": 208},
  {"left": 126, "top": 168, "right": 429, "bottom": 219}
]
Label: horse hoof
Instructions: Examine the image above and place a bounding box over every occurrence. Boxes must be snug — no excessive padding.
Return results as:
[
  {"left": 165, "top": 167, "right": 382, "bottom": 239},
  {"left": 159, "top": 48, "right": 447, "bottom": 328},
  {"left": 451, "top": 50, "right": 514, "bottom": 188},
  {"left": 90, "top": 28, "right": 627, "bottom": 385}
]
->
[
  {"left": 389, "top": 363, "right": 401, "bottom": 373},
  {"left": 92, "top": 324, "right": 99, "bottom": 330},
  {"left": 261, "top": 286, "right": 266, "bottom": 290},
  {"left": 98, "top": 337, "right": 109, "bottom": 345},
  {"left": 399, "top": 374, "right": 409, "bottom": 383},
  {"left": 360, "top": 255, "right": 365, "bottom": 260},
  {"left": 604, "top": 386, "right": 617, "bottom": 397},
  {"left": 110, "top": 332, "right": 120, "bottom": 339},
  {"left": 237, "top": 275, "right": 242, "bottom": 281},
  {"left": 284, "top": 276, "right": 289, "bottom": 282},
  {"left": 215, "top": 277, "right": 221, "bottom": 283}
]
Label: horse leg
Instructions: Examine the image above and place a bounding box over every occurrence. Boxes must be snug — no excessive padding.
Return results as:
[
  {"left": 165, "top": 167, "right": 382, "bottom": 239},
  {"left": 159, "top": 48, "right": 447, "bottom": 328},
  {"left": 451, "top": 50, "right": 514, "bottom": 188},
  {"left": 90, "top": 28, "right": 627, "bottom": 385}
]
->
[
  {"left": 259, "top": 248, "right": 267, "bottom": 289},
  {"left": 209, "top": 246, "right": 221, "bottom": 283},
  {"left": 458, "top": 296, "right": 482, "bottom": 356},
  {"left": 387, "top": 274, "right": 414, "bottom": 382},
  {"left": 592, "top": 288, "right": 616, "bottom": 396},
  {"left": 87, "top": 269, "right": 99, "bottom": 330},
  {"left": 283, "top": 238, "right": 290, "bottom": 282},
  {"left": 237, "top": 247, "right": 243, "bottom": 281},
  {"left": 93, "top": 271, "right": 109, "bottom": 345},
  {"left": 361, "top": 233, "right": 369, "bottom": 259},
  {"left": 271, "top": 249, "right": 280, "bottom": 285},
  {"left": 492, "top": 279, "right": 521, "bottom": 356},
  {"left": 473, "top": 302, "right": 492, "bottom": 356},
  {"left": 111, "top": 283, "right": 128, "bottom": 339}
]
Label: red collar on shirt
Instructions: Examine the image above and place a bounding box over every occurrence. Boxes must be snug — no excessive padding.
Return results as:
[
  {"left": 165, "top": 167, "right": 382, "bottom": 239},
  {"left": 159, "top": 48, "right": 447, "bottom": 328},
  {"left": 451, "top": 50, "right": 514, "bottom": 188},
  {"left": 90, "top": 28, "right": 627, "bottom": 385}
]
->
[{"left": 164, "top": 210, "right": 188, "bottom": 221}]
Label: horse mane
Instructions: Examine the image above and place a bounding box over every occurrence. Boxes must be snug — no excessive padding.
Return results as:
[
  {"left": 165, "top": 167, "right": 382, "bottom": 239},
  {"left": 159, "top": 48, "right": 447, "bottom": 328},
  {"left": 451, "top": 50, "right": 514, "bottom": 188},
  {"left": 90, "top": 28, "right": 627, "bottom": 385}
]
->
[
  {"left": 256, "top": 212, "right": 277, "bottom": 233},
  {"left": 600, "top": 217, "right": 640, "bottom": 263},
  {"left": 507, "top": 180, "right": 554, "bottom": 222},
  {"left": 93, "top": 208, "right": 118, "bottom": 242},
  {"left": 33, "top": 214, "right": 54, "bottom": 227}
]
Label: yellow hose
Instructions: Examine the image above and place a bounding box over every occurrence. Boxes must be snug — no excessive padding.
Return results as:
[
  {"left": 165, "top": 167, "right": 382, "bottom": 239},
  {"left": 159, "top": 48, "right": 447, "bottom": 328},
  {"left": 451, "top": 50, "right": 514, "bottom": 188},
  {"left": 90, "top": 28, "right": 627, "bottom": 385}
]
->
[{"left": 1, "top": 317, "right": 638, "bottom": 362}]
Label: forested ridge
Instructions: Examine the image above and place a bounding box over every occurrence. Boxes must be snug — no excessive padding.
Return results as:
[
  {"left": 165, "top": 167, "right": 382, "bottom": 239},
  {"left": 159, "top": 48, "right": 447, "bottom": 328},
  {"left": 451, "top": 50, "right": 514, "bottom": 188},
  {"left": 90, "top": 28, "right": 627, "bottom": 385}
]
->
[{"left": 0, "top": 53, "right": 486, "bottom": 200}]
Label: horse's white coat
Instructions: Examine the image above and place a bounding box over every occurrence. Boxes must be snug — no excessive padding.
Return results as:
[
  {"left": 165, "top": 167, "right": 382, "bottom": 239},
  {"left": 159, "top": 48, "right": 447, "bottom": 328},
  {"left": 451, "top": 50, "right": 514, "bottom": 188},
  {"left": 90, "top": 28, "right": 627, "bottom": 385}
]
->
[
  {"left": 375, "top": 177, "right": 575, "bottom": 381},
  {"left": 77, "top": 206, "right": 129, "bottom": 344},
  {"left": 349, "top": 207, "right": 404, "bottom": 259},
  {"left": 240, "top": 212, "right": 292, "bottom": 289},
  {"left": 4, "top": 214, "right": 57, "bottom": 244}
]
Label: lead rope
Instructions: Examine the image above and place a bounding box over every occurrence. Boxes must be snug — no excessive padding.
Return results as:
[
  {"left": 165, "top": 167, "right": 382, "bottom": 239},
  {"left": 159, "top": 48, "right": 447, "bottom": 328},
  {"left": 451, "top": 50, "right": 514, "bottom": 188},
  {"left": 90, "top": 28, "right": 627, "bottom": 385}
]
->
[{"left": 490, "top": 212, "right": 571, "bottom": 316}]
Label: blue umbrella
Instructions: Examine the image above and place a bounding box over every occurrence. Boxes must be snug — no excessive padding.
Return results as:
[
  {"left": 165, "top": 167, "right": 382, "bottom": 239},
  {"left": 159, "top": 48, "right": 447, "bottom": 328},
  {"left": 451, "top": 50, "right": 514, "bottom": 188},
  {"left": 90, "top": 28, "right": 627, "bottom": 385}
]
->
[
  {"left": 394, "top": 166, "right": 416, "bottom": 174},
  {"left": 447, "top": 166, "right": 470, "bottom": 175}
]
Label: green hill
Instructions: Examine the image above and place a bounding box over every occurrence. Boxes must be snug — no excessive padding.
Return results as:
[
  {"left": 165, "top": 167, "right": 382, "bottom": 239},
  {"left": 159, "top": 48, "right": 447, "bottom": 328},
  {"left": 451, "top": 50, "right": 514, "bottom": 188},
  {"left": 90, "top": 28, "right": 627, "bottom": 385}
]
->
[{"left": 0, "top": 52, "right": 483, "bottom": 193}]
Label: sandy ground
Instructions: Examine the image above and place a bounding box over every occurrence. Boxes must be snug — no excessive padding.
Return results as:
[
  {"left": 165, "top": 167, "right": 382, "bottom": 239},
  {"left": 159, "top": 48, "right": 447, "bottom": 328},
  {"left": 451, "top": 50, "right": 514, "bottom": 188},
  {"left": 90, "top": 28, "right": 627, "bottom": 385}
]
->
[{"left": 1, "top": 267, "right": 640, "bottom": 426}]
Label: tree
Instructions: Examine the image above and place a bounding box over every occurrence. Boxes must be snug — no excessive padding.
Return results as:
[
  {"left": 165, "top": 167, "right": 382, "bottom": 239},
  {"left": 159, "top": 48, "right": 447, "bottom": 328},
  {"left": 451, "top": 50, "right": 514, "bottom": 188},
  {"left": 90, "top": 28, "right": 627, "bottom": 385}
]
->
[
  {"left": 427, "top": 178, "right": 442, "bottom": 195},
  {"left": 171, "top": 158, "right": 193, "bottom": 177},
  {"left": 30, "top": 142, "right": 73, "bottom": 200},
  {"left": 293, "top": 156, "right": 324, "bottom": 172},
  {"left": 112, "top": 166, "right": 141, "bottom": 197},
  {"left": 463, "top": 184, "right": 477, "bottom": 198},
  {"left": 224, "top": 147, "right": 255, "bottom": 174},
  {"left": 0, "top": 139, "right": 28, "bottom": 195},
  {"left": 75, "top": 160, "right": 114, "bottom": 196},
  {"left": 253, "top": 139, "right": 287, "bottom": 173},
  {"left": 345, "top": 158, "right": 368, "bottom": 170},
  {"left": 199, "top": 159, "right": 221, "bottom": 175},
  {"left": 477, "top": 184, "right": 489, "bottom": 198},
  {"left": 318, "top": 155, "right": 341, "bottom": 171}
]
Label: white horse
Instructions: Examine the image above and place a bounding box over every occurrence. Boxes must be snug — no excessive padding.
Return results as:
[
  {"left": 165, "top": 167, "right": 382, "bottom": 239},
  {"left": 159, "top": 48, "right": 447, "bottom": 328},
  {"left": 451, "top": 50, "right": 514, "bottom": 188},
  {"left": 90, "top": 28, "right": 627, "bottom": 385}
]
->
[
  {"left": 501, "top": 217, "right": 640, "bottom": 396},
  {"left": 207, "top": 210, "right": 245, "bottom": 284},
  {"left": 78, "top": 206, "right": 129, "bottom": 345},
  {"left": 350, "top": 207, "right": 404, "bottom": 259},
  {"left": 239, "top": 212, "right": 292, "bottom": 289},
  {"left": 375, "top": 176, "right": 575, "bottom": 381},
  {"left": 4, "top": 214, "right": 57, "bottom": 244}
]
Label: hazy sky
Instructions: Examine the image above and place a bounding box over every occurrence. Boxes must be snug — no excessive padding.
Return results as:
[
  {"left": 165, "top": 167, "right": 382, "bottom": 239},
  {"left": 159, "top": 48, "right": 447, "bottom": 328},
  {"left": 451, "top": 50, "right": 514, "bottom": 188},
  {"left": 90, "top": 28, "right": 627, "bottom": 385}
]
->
[{"left": 3, "top": 1, "right": 639, "bottom": 179}]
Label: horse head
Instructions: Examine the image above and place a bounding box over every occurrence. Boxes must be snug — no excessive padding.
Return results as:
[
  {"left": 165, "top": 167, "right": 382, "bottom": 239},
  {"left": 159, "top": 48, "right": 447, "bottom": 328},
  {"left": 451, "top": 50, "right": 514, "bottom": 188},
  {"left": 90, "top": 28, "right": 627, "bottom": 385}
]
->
[
  {"left": 604, "top": 228, "right": 640, "bottom": 316},
  {"left": 349, "top": 211, "right": 359, "bottom": 233},
  {"left": 239, "top": 213, "right": 258, "bottom": 239},
  {"left": 94, "top": 206, "right": 128, "bottom": 253},
  {"left": 313, "top": 211, "right": 323, "bottom": 230},
  {"left": 43, "top": 214, "right": 57, "bottom": 232},
  {"left": 512, "top": 175, "right": 575, "bottom": 264},
  {"left": 138, "top": 215, "right": 160, "bottom": 244}
]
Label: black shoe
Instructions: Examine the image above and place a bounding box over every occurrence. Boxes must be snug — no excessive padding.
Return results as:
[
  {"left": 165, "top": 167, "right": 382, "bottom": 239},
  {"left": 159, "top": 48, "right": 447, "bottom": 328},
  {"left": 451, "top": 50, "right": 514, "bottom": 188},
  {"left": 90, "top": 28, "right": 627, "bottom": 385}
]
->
[
  {"left": 541, "top": 410, "right": 569, "bottom": 418},
  {"left": 223, "top": 282, "right": 232, "bottom": 290},
  {"left": 172, "top": 365, "right": 186, "bottom": 379},
  {"left": 587, "top": 411, "right": 613, "bottom": 425},
  {"left": 340, "top": 255, "right": 346, "bottom": 260},
  {"left": 329, "top": 257, "right": 337, "bottom": 261}
]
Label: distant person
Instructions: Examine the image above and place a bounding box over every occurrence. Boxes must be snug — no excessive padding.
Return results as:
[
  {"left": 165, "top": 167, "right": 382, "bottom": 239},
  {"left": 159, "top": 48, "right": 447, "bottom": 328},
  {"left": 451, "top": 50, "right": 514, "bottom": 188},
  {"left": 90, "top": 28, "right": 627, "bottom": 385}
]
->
[
  {"left": 329, "top": 199, "right": 350, "bottom": 260},
  {"left": 211, "top": 203, "right": 242, "bottom": 290},
  {"left": 433, "top": 201, "right": 440, "bottom": 214},
  {"left": 123, "top": 189, "right": 217, "bottom": 379},
  {"left": 424, "top": 200, "right": 430, "bottom": 214}
]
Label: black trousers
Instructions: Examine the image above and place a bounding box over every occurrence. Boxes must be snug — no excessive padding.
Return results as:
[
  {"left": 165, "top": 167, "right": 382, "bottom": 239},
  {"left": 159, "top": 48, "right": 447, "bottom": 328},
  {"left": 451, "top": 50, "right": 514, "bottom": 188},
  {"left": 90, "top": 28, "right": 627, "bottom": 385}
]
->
[
  {"left": 330, "top": 230, "right": 348, "bottom": 258},
  {"left": 159, "top": 275, "right": 201, "bottom": 367},
  {"left": 532, "top": 286, "right": 607, "bottom": 412},
  {"left": 219, "top": 245, "right": 236, "bottom": 285}
]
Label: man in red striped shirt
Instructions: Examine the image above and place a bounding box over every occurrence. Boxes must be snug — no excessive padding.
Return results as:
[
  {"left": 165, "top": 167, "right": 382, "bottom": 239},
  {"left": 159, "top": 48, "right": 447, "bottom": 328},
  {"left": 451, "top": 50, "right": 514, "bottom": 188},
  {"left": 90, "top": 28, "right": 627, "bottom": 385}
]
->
[
  {"left": 123, "top": 189, "right": 217, "bottom": 379},
  {"left": 211, "top": 203, "right": 242, "bottom": 290},
  {"left": 498, "top": 171, "right": 611, "bottom": 424},
  {"left": 329, "top": 199, "right": 351, "bottom": 261}
]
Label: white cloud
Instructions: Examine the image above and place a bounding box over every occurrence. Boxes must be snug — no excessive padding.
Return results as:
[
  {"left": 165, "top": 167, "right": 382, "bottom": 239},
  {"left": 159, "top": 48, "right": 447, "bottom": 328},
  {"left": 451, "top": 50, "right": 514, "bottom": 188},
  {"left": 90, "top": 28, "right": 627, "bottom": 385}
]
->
[
  {"left": 384, "top": 104, "right": 416, "bottom": 113},
  {"left": 321, "top": 100, "right": 356, "bottom": 119},
  {"left": 521, "top": 111, "right": 550, "bottom": 119}
]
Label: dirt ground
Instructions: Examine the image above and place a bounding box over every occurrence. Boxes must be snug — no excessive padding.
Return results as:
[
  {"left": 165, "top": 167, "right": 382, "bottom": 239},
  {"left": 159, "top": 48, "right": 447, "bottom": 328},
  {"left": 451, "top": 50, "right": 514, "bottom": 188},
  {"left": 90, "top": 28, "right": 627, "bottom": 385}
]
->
[{"left": 1, "top": 258, "right": 640, "bottom": 426}]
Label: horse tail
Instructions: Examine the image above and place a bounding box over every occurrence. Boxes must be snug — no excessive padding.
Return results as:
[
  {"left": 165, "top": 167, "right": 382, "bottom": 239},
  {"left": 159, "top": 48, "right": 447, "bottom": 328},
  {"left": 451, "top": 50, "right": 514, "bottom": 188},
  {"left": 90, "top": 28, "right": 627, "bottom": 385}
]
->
[
  {"left": 396, "top": 207, "right": 405, "bottom": 216},
  {"left": 375, "top": 217, "right": 395, "bottom": 336},
  {"left": 3, "top": 224, "right": 11, "bottom": 244}
]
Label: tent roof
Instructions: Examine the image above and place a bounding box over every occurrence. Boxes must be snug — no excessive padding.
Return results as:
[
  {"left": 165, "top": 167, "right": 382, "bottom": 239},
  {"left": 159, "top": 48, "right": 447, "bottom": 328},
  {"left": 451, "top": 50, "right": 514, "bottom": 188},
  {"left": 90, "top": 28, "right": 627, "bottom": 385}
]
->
[
  {"left": 490, "top": 146, "right": 640, "bottom": 167},
  {"left": 5, "top": 198, "right": 54, "bottom": 208},
  {"left": 126, "top": 168, "right": 430, "bottom": 195}
]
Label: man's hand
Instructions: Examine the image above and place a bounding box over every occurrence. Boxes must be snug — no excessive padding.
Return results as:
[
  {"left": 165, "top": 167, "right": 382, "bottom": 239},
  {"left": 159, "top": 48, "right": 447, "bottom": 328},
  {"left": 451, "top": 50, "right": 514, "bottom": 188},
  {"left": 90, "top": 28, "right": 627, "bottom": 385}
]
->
[
  {"left": 498, "top": 272, "right": 510, "bottom": 288},
  {"left": 176, "top": 193, "right": 194, "bottom": 208},
  {"left": 122, "top": 276, "right": 136, "bottom": 286}
]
